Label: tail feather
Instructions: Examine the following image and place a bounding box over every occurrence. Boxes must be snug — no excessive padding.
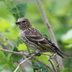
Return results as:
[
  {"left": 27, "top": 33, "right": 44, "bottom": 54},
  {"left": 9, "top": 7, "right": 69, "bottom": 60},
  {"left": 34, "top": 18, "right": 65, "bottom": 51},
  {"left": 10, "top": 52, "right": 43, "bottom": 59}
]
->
[
  {"left": 56, "top": 48, "right": 64, "bottom": 58},
  {"left": 48, "top": 40, "right": 71, "bottom": 58},
  {"left": 48, "top": 40, "right": 65, "bottom": 58},
  {"left": 56, "top": 47, "right": 72, "bottom": 58}
]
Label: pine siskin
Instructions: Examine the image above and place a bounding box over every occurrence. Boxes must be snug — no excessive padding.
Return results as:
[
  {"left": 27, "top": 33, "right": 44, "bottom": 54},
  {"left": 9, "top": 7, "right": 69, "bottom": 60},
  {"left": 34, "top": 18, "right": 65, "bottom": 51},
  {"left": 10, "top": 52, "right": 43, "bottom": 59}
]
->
[{"left": 16, "top": 18, "right": 64, "bottom": 58}]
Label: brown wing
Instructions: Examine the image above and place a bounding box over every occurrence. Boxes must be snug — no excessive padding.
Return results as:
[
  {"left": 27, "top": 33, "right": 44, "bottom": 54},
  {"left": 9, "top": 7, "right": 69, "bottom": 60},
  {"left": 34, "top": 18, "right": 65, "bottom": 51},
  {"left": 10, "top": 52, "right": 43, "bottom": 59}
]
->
[
  {"left": 24, "top": 28, "right": 55, "bottom": 52},
  {"left": 24, "top": 28, "right": 64, "bottom": 58}
]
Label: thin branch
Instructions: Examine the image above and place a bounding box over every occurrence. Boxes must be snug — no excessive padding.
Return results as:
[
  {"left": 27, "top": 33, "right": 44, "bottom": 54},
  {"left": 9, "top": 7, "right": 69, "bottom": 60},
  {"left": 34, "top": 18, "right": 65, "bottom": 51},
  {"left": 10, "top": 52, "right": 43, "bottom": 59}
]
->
[
  {"left": 0, "top": 40, "right": 29, "bottom": 56},
  {"left": 35, "top": 0, "right": 58, "bottom": 47},
  {"left": 35, "top": 0, "right": 64, "bottom": 71},
  {"left": 14, "top": 53, "right": 36, "bottom": 72},
  {"left": 48, "top": 59, "right": 56, "bottom": 72},
  {"left": 0, "top": 47, "right": 55, "bottom": 72},
  {"left": 0, "top": 46, "right": 53, "bottom": 72},
  {"left": 0, "top": 33, "right": 28, "bottom": 72},
  {"left": 0, "top": 42, "right": 59, "bottom": 72},
  {"left": 0, "top": 48, "right": 25, "bottom": 55}
]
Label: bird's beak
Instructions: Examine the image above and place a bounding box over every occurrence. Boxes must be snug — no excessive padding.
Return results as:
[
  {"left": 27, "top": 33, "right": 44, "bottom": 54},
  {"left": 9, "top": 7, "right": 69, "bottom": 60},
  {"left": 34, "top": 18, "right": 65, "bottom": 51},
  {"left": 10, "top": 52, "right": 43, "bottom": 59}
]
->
[{"left": 16, "top": 22, "right": 19, "bottom": 25}]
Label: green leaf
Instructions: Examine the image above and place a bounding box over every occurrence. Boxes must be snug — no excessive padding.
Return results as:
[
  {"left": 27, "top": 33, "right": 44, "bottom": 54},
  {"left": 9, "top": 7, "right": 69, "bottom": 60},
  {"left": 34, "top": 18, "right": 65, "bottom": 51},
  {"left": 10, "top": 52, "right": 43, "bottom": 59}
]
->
[
  {"left": 0, "top": 18, "right": 11, "bottom": 32},
  {"left": 36, "top": 55, "right": 48, "bottom": 64},
  {"left": 17, "top": 43, "right": 27, "bottom": 51}
]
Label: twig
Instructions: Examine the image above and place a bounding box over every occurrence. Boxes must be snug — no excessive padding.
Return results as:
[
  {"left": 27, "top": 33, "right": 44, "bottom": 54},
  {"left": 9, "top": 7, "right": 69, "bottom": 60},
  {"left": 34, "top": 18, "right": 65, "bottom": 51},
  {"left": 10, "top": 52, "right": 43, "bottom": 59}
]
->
[
  {"left": 35, "top": 0, "right": 58, "bottom": 46},
  {"left": 0, "top": 45, "right": 52, "bottom": 72},
  {"left": 35, "top": 0, "right": 64, "bottom": 71},
  {"left": 0, "top": 33, "right": 27, "bottom": 72},
  {"left": 0, "top": 48, "right": 25, "bottom": 55},
  {"left": 0, "top": 47, "right": 52, "bottom": 72},
  {"left": 13, "top": 53, "right": 36, "bottom": 72},
  {"left": 0, "top": 40, "right": 29, "bottom": 56},
  {"left": 48, "top": 59, "right": 56, "bottom": 72}
]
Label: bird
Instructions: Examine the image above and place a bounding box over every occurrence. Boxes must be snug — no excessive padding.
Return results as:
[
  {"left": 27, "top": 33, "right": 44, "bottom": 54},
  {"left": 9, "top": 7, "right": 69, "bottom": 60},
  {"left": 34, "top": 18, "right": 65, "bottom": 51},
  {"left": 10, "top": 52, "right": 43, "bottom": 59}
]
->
[{"left": 16, "top": 18, "right": 64, "bottom": 58}]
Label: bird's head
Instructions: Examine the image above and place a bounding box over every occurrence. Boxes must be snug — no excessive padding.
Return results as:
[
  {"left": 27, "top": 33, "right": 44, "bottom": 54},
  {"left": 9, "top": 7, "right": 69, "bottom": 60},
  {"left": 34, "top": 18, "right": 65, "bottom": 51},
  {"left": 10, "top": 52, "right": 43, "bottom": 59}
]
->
[{"left": 16, "top": 18, "right": 31, "bottom": 30}]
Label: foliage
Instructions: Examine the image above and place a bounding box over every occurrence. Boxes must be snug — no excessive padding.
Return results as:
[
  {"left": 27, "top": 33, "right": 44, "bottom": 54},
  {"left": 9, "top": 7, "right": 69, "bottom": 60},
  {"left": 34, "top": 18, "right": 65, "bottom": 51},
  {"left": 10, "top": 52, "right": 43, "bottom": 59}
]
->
[{"left": 0, "top": 0, "right": 72, "bottom": 72}]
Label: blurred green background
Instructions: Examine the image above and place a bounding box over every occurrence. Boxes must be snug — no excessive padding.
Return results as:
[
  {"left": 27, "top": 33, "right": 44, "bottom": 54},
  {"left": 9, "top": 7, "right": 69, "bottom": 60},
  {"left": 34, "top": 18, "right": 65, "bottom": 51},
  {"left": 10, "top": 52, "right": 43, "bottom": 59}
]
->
[{"left": 0, "top": 0, "right": 72, "bottom": 72}]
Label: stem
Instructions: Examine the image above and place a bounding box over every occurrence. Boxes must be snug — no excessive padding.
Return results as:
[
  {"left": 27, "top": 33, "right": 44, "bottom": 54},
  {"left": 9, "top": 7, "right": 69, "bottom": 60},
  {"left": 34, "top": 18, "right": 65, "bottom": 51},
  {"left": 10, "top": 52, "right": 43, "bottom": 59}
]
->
[
  {"left": 48, "top": 59, "right": 56, "bottom": 72},
  {"left": 14, "top": 53, "right": 36, "bottom": 72},
  {"left": 0, "top": 48, "right": 24, "bottom": 55},
  {"left": 35, "top": 0, "right": 64, "bottom": 71},
  {"left": 35, "top": 0, "right": 58, "bottom": 46}
]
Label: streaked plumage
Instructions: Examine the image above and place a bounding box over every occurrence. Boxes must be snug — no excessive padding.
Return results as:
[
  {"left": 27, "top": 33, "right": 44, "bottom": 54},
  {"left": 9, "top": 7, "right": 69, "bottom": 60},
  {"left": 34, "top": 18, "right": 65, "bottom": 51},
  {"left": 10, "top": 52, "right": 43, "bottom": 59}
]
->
[{"left": 16, "top": 18, "right": 64, "bottom": 58}]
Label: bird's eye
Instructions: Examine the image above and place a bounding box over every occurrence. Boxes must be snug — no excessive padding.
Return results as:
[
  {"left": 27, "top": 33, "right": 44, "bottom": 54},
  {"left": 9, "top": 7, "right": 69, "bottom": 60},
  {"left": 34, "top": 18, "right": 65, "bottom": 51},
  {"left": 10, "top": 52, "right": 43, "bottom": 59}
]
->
[{"left": 23, "top": 21, "right": 26, "bottom": 23}]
